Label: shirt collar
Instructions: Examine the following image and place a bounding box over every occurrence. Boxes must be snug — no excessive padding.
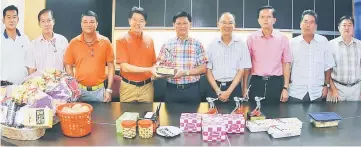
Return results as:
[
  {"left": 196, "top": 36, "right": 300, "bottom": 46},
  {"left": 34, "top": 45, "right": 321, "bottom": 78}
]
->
[
  {"left": 128, "top": 31, "right": 143, "bottom": 40},
  {"left": 297, "top": 34, "right": 322, "bottom": 43},
  {"left": 76, "top": 32, "right": 100, "bottom": 43},
  {"left": 217, "top": 35, "right": 239, "bottom": 44},
  {"left": 3, "top": 29, "right": 21, "bottom": 39},
  {"left": 40, "top": 32, "right": 56, "bottom": 42},
  {"left": 176, "top": 36, "right": 190, "bottom": 42},
  {"left": 336, "top": 36, "right": 355, "bottom": 45},
  {"left": 256, "top": 29, "right": 278, "bottom": 38}
]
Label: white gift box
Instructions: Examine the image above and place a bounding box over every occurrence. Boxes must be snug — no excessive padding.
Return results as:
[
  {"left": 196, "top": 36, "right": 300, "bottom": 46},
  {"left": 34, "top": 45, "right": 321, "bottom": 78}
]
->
[
  {"left": 180, "top": 113, "right": 202, "bottom": 133},
  {"left": 268, "top": 125, "right": 301, "bottom": 138},
  {"left": 246, "top": 119, "right": 280, "bottom": 132}
]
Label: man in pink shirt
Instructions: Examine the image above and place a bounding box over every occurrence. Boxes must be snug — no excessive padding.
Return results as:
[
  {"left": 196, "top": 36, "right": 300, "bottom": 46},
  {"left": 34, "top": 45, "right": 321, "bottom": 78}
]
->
[{"left": 242, "top": 5, "right": 292, "bottom": 104}]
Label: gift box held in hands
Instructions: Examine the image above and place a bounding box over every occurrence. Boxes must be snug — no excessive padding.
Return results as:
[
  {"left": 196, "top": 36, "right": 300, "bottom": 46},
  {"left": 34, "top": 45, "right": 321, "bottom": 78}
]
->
[{"left": 180, "top": 113, "right": 202, "bottom": 133}]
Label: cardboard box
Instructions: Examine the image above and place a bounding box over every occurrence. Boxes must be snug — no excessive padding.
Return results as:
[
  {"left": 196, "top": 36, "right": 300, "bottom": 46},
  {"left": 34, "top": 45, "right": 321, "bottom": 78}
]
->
[
  {"left": 202, "top": 117, "right": 226, "bottom": 142},
  {"left": 180, "top": 113, "right": 202, "bottom": 133},
  {"left": 268, "top": 125, "right": 301, "bottom": 138},
  {"left": 222, "top": 114, "right": 246, "bottom": 134},
  {"left": 22, "top": 108, "right": 53, "bottom": 128}
]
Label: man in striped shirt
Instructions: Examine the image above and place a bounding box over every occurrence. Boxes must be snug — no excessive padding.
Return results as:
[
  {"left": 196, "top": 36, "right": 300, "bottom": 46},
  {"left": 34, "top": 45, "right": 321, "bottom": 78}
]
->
[
  {"left": 206, "top": 12, "right": 252, "bottom": 102},
  {"left": 157, "top": 11, "right": 208, "bottom": 103},
  {"left": 328, "top": 16, "right": 361, "bottom": 102},
  {"left": 26, "top": 9, "right": 68, "bottom": 74}
]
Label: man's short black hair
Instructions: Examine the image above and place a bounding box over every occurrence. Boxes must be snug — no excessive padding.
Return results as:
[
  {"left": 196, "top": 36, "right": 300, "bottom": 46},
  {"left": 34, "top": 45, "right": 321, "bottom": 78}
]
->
[
  {"left": 172, "top": 11, "right": 192, "bottom": 23},
  {"left": 338, "top": 15, "right": 354, "bottom": 26},
  {"left": 81, "top": 10, "right": 98, "bottom": 22},
  {"left": 3, "top": 5, "right": 18, "bottom": 18},
  {"left": 301, "top": 10, "right": 318, "bottom": 24},
  {"left": 257, "top": 5, "right": 276, "bottom": 18},
  {"left": 37, "top": 9, "right": 54, "bottom": 22},
  {"left": 128, "top": 6, "right": 147, "bottom": 21}
]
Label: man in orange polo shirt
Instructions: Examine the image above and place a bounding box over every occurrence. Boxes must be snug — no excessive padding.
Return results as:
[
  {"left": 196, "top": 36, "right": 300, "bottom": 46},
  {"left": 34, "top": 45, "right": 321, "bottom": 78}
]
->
[
  {"left": 64, "top": 11, "right": 115, "bottom": 102},
  {"left": 116, "top": 7, "right": 158, "bottom": 102}
]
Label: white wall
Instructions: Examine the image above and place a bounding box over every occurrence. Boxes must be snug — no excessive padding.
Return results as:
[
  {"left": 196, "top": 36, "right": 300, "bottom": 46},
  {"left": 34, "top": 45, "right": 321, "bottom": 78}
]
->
[{"left": 1, "top": 0, "right": 25, "bottom": 32}]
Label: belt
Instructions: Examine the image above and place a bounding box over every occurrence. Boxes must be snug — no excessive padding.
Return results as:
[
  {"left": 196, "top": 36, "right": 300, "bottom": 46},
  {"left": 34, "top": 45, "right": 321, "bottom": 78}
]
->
[
  {"left": 0, "top": 80, "right": 13, "bottom": 86},
  {"left": 216, "top": 80, "right": 232, "bottom": 87},
  {"left": 253, "top": 75, "right": 281, "bottom": 81},
  {"left": 332, "top": 79, "right": 361, "bottom": 87},
  {"left": 78, "top": 83, "right": 104, "bottom": 91},
  {"left": 122, "top": 77, "right": 152, "bottom": 87},
  {"left": 166, "top": 81, "right": 199, "bottom": 89}
]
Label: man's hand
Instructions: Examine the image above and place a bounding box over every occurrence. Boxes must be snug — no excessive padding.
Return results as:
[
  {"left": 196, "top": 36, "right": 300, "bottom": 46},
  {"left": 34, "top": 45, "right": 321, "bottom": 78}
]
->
[
  {"left": 104, "top": 90, "right": 111, "bottom": 102},
  {"left": 150, "top": 65, "right": 160, "bottom": 78},
  {"left": 329, "top": 87, "right": 339, "bottom": 103},
  {"left": 174, "top": 70, "right": 187, "bottom": 78},
  {"left": 219, "top": 90, "right": 231, "bottom": 102},
  {"left": 322, "top": 87, "right": 328, "bottom": 98},
  {"left": 280, "top": 89, "right": 288, "bottom": 102}
]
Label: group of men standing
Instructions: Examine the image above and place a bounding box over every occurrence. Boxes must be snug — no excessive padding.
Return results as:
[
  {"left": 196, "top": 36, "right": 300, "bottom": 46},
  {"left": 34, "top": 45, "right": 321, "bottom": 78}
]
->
[{"left": 1, "top": 5, "right": 360, "bottom": 103}]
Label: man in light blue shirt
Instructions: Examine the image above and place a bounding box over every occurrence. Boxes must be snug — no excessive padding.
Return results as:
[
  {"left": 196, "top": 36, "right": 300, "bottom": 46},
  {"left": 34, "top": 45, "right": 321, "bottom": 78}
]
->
[
  {"left": 206, "top": 12, "right": 252, "bottom": 102},
  {"left": 289, "top": 10, "right": 335, "bottom": 102}
]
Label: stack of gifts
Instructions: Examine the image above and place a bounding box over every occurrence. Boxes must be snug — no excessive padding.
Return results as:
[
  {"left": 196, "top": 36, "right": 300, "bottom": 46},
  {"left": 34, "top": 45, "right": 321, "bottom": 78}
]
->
[
  {"left": 179, "top": 113, "right": 202, "bottom": 133},
  {"left": 246, "top": 117, "right": 303, "bottom": 138},
  {"left": 202, "top": 114, "right": 226, "bottom": 142}
]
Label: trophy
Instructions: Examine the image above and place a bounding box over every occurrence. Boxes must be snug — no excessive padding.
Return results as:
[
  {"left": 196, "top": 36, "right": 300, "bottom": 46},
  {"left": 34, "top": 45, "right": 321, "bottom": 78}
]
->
[
  {"left": 247, "top": 96, "right": 266, "bottom": 120},
  {"left": 231, "top": 96, "right": 248, "bottom": 115},
  {"left": 205, "top": 97, "right": 218, "bottom": 114}
]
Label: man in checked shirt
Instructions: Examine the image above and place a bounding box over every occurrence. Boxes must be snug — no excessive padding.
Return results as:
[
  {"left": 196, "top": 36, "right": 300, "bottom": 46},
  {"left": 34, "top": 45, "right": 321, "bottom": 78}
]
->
[
  {"left": 157, "top": 11, "right": 208, "bottom": 103},
  {"left": 328, "top": 16, "right": 361, "bottom": 102}
]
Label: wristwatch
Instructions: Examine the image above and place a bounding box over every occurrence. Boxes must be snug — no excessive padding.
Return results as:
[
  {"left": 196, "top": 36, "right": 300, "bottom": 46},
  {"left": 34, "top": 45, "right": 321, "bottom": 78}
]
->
[
  {"left": 106, "top": 88, "right": 113, "bottom": 94},
  {"left": 185, "top": 70, "right": 190, "bottom": 76},
  {"left": 323, "top": 83, "right": 330, "bottom": 88},
  {"left": 283, "top": 87, "right": 288, "bottom": 91}
]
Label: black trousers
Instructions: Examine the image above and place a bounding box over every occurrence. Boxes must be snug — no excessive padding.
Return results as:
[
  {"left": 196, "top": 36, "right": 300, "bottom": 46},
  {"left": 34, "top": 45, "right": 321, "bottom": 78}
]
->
[
  {"left": 205, "top": 80, "right": 242, "bottom": 104},
  {"left": 249, "top": 75, "right": 283, "bottom": 104},
  {"left": 288, "top": 93, "right": 325, "bottom": 103},
  {"left": 164, "top": 82, "right": 201, "bottom": 103}
]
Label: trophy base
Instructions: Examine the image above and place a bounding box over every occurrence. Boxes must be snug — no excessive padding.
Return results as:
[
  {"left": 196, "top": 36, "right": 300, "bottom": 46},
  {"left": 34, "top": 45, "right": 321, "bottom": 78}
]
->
[{"left": 247, "top": 112, "right": 266, "bottom": 121}]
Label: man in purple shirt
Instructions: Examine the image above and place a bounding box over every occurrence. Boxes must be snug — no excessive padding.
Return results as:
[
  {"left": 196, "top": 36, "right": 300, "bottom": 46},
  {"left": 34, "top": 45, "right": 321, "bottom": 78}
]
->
[{"left": 242, "top": 5, "right": 292, "bottom": 104}]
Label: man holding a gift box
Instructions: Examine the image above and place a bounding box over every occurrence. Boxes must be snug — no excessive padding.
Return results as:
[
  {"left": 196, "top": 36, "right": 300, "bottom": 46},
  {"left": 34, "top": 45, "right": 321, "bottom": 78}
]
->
[
  {"left": 288, "top": 10, "right": 335, "bottom": 102},
  {"left": 116, "top": 7, "right": 158, "bottom": 102},
  {"left": 26, "top": 9, "right": 69, "bottom": 75},
  {"left": 157, "top": 11, "right": 208, "bottom": 103},
  {"left": 328, "top": 16, "right": 361, "bottom": 102},
  {"left": 206, "top": 12, "right": 252, "bottom": 102},
  {"left": 1, "top": 5, "right": 31, "bottom": 85},
  {"left": 64, "top": 11, "right": 115, "bottom": 102},
  {"left": 243, "top": 5, "right": 292, "bottom": 103}
]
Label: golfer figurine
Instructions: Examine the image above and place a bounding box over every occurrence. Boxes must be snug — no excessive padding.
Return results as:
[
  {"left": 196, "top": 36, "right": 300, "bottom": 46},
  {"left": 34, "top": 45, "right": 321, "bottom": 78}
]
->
[{"left": 206, "top": 97, "right": 218, "bottom": 114}]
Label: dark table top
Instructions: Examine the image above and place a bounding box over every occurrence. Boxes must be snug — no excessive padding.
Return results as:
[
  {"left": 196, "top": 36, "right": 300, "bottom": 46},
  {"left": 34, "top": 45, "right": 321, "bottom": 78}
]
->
[{"left": 2, "top": 101, "right": 361, "bottom": 146}]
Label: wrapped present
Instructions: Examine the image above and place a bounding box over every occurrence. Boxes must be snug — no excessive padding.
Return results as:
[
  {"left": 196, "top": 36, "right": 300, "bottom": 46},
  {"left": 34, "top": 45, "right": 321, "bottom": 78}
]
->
[
  {"left": 268, "top": 125, "right": 301, "bottom": 138},
  {"left": 222, "top": 114, "right": 246, "bottom": 134},
  {"left": 276, "top": 118, "right": 303, "bottom": 128},
  {"left": 246, "top": 119, "right": 280, "bottom": 132},
  {"left": 22, "top": 107, "right": 53, "bottom": 128},
  {"left": 202, "top": 121, "right": 227, "bottom": 142},
  {"left": 180, "top": 113, "right": 202, "bottom": 133},
  {"left": 156, "top": 67, "right": 177, "bottom": 76},
  {"left": 309, "top": 112, "right": 342, "bottom": 128},
  {"left": 116, "top": 112, "right": 139, "bottom": 134},
  {"left": 60, "top": 76, "right": 81, "bottom": 101}
]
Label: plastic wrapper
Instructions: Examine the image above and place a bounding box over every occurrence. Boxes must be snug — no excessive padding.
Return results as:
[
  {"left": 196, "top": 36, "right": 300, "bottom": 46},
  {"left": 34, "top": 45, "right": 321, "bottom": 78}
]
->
[
  {"left": 180, "top": 113, "right": 202, "bottom": 133},
  {"left": 268, "top": 125, "right": 301, "bottom": 138}
]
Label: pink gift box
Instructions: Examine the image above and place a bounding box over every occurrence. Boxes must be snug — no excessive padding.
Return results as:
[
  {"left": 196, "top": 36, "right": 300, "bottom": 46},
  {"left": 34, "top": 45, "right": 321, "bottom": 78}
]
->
[
  {"left": 180, "top": 113, "right": 202, "bottom": 132},
  {"left": 223, "top": 114, "right": 246, "bottom": 134},
  {"left": 202, "top": 121, "right": 227, "bottom": 142}
]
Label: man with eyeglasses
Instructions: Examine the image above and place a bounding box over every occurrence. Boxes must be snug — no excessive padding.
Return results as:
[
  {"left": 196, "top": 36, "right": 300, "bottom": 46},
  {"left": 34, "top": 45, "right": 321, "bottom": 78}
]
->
[
  {"left": 205, "top": 12, "right": 251, "bottom": 102},
  {"left": 157, "top": 11, "right": 208, "bottom": 103},
  {"left": 243, "top": 5, "right": 292, "bottom": 104},
  {"left": 288, "top": 10, "right": 335, "bottom": 102},
  {"left": 328, "top": 16, "right": 361, "bottom": 102},
  {"left": 116, "top": 7, "right": 158, "bottom": 102},
  {"left": 1, "top": 5, "right": 30, "bottom": 85},
  {"left": 26, "top": 9, "right": 68, "bottom": 74},
  {"left": 64, "top": 11, "right": 115, "bottom": 102}
]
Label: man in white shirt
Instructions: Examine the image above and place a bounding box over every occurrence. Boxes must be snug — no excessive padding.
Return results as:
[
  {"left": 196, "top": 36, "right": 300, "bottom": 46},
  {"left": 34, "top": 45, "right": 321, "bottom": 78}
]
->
[
  {"left": 288, "top": 10, "right": 335, "bottom": 102},
  {"left": 1, "top": 5, "right": 30, "bottom": 85},
  {"left": 26, "top": 9, "right": 68, "bottom": 74},
  {"left": 328, "top": 16, "right": 361, "bottom": 102}
]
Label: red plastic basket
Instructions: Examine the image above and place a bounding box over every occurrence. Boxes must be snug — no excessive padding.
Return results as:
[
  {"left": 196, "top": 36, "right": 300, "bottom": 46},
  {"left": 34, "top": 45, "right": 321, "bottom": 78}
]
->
[{"left": 56, "top": 103, "right": 93, "bottom": 137}]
